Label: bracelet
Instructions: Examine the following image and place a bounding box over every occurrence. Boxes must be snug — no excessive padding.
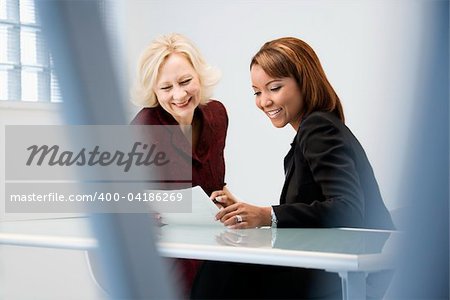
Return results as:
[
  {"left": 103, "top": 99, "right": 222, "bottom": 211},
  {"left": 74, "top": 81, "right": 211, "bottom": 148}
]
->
[{"left": 271, "top": 207, "right": 278, "bottom": 228}]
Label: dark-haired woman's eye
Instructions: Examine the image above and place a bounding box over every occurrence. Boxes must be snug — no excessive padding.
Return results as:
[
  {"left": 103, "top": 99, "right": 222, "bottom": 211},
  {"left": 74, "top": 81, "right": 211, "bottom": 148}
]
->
[
  {"left": 253, "top": 91, "right": 261, "bottom": 96},
  {"left": 270, "top": 86, "right": 281, "bottom": 92}
]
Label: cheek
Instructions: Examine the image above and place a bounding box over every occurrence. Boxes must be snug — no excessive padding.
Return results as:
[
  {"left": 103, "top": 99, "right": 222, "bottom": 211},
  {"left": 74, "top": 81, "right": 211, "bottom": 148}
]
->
[
  {"left": 188, "top": 83, "right": 201, "bottom": 96},
  {"left": 291, "top": 99, "right": 303, "bottom": 116},
  {"left": 154, "top": 92, "right": 170, "bottom": 107},
  {"left": 285, "top": 93, "right": 299, "bottom": 109},
  {"left": 185, "top": 78, "right": 200, "bottom": 93}
]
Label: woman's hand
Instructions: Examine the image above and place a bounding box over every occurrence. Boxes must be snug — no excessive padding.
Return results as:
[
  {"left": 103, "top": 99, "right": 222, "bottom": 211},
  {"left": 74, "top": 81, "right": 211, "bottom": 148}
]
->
[
  {"left": 215, "top": 202, "right": 272, "bottom": 229},
  {"left": 210, "top": 186, "right": 237, "bottom": 208},
  {"left": 215, "top": 228, "right": 273, "bottom": 247}
]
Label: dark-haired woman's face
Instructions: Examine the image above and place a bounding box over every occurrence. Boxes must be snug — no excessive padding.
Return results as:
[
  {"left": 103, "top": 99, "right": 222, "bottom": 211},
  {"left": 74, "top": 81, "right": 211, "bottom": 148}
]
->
[{"left": 251, "top": 64, "right": 303, "bottom": 130}]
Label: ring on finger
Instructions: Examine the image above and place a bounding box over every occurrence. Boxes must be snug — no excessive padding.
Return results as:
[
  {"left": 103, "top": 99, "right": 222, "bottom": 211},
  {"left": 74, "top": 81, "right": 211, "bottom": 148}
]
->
[{"left": 235, "top": 214, "right": 243, "bottom": 223}]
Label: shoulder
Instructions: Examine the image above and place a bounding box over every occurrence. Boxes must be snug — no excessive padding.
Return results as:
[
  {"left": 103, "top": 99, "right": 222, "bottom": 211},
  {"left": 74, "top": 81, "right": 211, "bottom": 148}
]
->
[
  {"left": 298, "top": 111, "right": 345, "bottom": 137},
  {"left": 296, "top": 111, "right": 347, "bottom": 149},
  {"left": 200, "top": 99, "right": 229, "bottom": 126},
  {"left": 301, "top": 111, "right": 342, "bottom": 128},
  {"left": 202, "top": 99, "right": 227, "bottom": 115}
]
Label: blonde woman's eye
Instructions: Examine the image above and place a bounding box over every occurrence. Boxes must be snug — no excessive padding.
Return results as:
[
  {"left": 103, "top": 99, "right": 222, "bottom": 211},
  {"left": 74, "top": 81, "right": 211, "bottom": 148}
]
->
[
  {"left": 161, "top": 85, "right": 172, "bottom": 91},
  {"left": 180, "top": 78, "right": 192, "bottom": 85}
]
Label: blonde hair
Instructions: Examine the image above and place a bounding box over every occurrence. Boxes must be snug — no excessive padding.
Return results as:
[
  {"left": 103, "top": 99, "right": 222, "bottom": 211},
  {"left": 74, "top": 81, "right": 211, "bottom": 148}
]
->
[{"left": 132, "top": 33, "right": 220, "bottom": 107}]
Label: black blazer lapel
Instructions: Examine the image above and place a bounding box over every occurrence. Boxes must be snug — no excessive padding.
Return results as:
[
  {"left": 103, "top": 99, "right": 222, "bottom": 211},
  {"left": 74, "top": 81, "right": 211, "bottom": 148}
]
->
[{"left": 279, "top": 142, "right": 296, "bottom": 204}]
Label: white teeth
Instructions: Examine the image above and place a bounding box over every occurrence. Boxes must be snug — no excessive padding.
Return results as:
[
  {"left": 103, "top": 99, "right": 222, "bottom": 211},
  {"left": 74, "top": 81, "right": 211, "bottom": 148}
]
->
[
  {"left": 173, "top": 98, "right": 190, "bottom": 107},
  {"left": 267, "top": 108, "right": 282, "bottom": 118}
]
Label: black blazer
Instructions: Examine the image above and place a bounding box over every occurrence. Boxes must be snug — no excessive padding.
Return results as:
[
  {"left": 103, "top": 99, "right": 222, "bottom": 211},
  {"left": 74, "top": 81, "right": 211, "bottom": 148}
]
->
[
  {"left": 191, "top": 111, "right": 394, "bottom": 300},
  {"left": 274, "top": 111, "right": 394, "bottom": 229}
]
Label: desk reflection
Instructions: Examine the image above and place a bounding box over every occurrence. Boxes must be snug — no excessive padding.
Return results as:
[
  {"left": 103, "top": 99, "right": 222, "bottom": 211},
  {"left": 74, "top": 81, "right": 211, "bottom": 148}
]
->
[{"left": 159, "top": 226, "right": 392, "bottom": 256}]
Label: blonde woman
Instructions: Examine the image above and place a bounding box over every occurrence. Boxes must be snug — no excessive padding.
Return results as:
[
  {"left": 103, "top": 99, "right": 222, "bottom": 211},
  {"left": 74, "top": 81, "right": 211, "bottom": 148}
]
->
[{"left": 131, "top": 33, "right": 228, "bottom": 297}]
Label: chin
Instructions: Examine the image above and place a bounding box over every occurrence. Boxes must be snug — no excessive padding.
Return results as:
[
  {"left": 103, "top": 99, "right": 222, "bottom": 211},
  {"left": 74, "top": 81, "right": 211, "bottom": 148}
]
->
[
  {"left": 173, "top": 109, "right": 195, "bottom": 123},
  {"left": 271, "top": 121, "right": 287, "bottom": 129}
]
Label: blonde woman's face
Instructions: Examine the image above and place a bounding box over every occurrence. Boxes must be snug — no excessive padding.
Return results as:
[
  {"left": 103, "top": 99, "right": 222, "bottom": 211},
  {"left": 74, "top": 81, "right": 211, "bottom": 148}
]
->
[
  {"left": 154, "top": 53, "right": 201, "bottom": 125},
  {"left": 251, "top": 64, "right": 303, "bottom": 131}
]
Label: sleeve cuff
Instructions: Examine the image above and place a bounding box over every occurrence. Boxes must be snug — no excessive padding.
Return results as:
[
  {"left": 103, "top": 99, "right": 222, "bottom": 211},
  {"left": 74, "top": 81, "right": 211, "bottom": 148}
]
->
[{"left": 270, "top": 206, "right": 278, "bottom": 228}]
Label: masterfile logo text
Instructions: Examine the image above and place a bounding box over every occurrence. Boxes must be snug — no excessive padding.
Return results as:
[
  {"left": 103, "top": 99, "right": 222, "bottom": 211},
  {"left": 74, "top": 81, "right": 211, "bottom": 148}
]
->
[
  {"left": 5, "top": 125, "right": 191, "bottom": 181},
  {"left": 4, "top": 125, "right": 193, "bottom": 213}
]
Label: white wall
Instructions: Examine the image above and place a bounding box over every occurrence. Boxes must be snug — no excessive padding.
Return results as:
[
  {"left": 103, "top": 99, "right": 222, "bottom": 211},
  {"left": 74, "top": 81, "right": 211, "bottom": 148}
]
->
[
  {"left": 123, "top": 0, "right": 427, "bottom": 211},
  {"left": 123, "top": 0, "right": 426, "bottom": 210}
]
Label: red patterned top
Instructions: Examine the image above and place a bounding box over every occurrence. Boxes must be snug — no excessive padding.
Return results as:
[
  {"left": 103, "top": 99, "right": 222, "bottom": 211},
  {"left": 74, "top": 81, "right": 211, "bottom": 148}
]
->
[{"left": 131, "top": 100, "right": 228, "bottom": 296}]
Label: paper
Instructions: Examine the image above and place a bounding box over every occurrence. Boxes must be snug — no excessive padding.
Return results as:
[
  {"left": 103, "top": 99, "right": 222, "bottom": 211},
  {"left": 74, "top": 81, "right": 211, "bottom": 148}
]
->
[{"left": 160, "top": 186, "right": 222, "bottom": 226}]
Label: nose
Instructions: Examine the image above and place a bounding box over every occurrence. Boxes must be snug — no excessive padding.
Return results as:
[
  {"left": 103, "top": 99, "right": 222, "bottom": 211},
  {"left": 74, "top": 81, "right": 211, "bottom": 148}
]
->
[
  {"left": 173, "top": 86, "right": 187, "bottom": 102},
  {"left": 258, "top": 94, "right": 273, "bottom": 108}
]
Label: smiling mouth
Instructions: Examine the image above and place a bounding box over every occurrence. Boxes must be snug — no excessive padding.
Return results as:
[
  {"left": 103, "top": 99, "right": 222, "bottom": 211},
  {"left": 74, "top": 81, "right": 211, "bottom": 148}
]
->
[
  {"left": 173, "top": 97, "right": 191, "bottom": 108},
  {"left": 266, "top": 108, "right": 282, "bottom": 118}
]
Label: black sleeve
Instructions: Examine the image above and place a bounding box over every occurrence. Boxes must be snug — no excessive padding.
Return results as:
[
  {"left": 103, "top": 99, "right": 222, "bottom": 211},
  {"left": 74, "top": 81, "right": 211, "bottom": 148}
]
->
[{"left": 273, "top": 113, "right": 365, "bottom": 228}]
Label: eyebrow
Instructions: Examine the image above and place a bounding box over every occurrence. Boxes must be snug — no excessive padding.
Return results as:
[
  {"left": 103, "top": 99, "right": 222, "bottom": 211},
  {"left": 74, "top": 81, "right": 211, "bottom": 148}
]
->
[
  {"left": 158, "top": 75, "right": 193, "bottom": 86},
  {"left": 252, "top": 79, "right": 283, "bottom": 89}
]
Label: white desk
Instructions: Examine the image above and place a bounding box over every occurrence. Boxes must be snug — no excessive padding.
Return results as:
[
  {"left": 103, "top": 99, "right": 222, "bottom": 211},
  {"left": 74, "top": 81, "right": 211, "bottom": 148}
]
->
[{"left": 0, "top": 217, "right": 397, "bottom": 300}]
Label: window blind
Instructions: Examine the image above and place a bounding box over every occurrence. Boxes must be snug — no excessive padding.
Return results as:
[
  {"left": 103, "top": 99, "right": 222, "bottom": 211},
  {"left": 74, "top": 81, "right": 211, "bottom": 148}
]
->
[
  {"left": 0, "top": 0, "right": 60, "bottom": 102},
  {"left": 0, "top": 0, "right": 117, "bottom": 103}
]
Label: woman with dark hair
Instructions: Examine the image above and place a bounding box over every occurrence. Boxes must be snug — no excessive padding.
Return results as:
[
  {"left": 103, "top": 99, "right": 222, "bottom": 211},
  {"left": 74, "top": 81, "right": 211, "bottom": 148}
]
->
[{"left": 191, "top": 37, "right": 393, "bottom": 299}]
